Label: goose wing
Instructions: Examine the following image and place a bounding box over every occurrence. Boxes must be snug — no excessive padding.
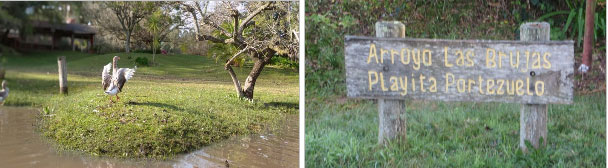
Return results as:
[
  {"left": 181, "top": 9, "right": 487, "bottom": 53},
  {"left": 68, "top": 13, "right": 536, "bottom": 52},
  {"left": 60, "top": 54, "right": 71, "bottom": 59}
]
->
[
  {"left": 102, "top": 63, "right": 112, "bottom": 91},
  {"left": 0, "top": 88, "right": 8, "bottom": 101},
  {"left": 113, "top": 67, "right": 136, "bottom": 92}
]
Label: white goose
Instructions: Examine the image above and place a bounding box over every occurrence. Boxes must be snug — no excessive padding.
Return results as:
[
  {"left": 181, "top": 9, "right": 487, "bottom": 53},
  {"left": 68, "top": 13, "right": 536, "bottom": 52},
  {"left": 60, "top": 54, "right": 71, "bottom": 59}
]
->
[
  {"left": 102, "top": 56, "right": 136, "bottom": 103},
  {"left": 0, "top": 80, "right": 8, "bottom": 105}
]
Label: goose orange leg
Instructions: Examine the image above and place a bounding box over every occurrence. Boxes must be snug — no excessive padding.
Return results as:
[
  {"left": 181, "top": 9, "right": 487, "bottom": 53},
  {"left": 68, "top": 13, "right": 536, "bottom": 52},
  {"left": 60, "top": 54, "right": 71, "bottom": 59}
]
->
[{"left": 116, "top": 95, "right": 120, "bottom": 102}]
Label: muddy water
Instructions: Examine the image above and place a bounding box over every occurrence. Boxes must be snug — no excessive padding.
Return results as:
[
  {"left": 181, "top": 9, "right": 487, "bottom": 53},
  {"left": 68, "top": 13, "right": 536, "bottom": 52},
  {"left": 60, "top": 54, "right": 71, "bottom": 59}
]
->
[
  {"left": 0, "top": 107, "right": 299, "bottom": 168},
  {"left": 174, "top": 113, "right": 299, "bottom": 168}
]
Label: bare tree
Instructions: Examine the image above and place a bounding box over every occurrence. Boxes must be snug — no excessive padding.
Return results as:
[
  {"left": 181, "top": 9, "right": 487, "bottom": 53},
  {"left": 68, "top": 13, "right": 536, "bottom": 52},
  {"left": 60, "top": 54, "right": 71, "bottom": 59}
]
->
[
  {"left": 103, "top": 2, "right": 154, "bottom": 53},
  {"left": 182, "top": 1, "right": 298, "bottom": 100}
]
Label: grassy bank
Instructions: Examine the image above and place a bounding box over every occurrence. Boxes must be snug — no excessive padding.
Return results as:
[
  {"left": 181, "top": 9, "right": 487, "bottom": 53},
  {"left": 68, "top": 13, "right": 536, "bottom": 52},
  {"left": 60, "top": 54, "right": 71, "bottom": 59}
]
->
[
  {"left": 305, "top": 93, "right": 605, "bottom": 167},
  {"left": 3, "top": 51, "right": 298, "bottom": 159}
]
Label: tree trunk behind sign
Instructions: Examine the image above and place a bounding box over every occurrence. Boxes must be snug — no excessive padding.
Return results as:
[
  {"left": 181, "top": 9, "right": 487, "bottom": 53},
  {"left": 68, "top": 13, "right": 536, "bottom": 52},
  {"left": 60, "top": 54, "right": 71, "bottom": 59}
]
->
[
  {"left": 581, "top": 0, "right": 596, "bottom": 72},
  {"left": 519, "top": 22, "right": 549, "bottom": 152},
  {"left": 375, "top": 21, "right": 407, "bottom": 145}
]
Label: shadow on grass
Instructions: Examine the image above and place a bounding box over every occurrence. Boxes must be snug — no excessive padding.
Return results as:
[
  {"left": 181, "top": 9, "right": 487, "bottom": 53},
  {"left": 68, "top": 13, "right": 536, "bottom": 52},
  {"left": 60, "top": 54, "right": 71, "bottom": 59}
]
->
[
  {"left": 264, "top": 102, "right": 298, "bottom": 109},
  {"left": 4, "top": 72, "right": 100, "bottom": 106},
  {"left": 5, "top": 99, "right": 41, "bottom": 107},
  {"left": 127, "top": 101, "right": 184, "bottom": 111}
]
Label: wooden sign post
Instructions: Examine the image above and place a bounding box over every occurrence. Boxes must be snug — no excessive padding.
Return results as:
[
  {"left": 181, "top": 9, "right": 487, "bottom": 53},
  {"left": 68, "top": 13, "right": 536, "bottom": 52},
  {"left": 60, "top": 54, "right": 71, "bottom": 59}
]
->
[
  {"left": 519, "top": 22, "right": 550, "bottom": 152},
  {"left": 58, "top": 56, "right": 68, "bottom": 94},
  {"left": 375, "top": 21, "right": 407, "bottom": 145},
  {"left": 344, "top": 21, "right": 574, "bottom": 148}
]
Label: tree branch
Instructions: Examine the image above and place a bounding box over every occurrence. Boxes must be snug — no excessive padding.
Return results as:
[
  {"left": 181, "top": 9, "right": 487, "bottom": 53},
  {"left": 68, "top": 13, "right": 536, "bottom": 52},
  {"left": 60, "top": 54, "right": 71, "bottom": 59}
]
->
[
  {"left": 224, "top": 45, "right": 249, "bottom": 98},
  {"left": 185, "top": 2, "right": 231, "bottom": 41},
  {"left": 236, "top": 2, "right": 274, "bottom": 36},
  {"left": 199, "top": 34, "right": 224, "bottom": 43},
  {"left": 225, "top": 47, "right": 250, "bottom": 69},
  {"left": 225, "top": 65, "right": 244, "bottom": 98},
  {"left": 184, "top": 4, "right": 203, "bottom": 41},
  {"left": 231, "top": 9, "right": 238, "bottom": 39},
  {"left": 291, "top": 30, "right": 299, "bottom": 43},
  {"left": 201, "top": 16, "right": 231, "bottom": 37}
]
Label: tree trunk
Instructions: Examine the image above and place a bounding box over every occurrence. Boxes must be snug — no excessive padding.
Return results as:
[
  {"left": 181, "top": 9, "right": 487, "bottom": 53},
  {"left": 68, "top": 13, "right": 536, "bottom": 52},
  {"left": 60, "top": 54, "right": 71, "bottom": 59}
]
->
[
  {"left": 581, "top": 0, "right": 595, "bottom": 72},
  {"left": 226, "top": 65, "right": 245, "bottom": 98},
  {"left": 125, "top": 30, "right": 131, "bottom": 53},
  {"left": 242, "top": 53, "right": 273, "bottom": 100},
  {"left": 152, "top": 42, "right": 156, "bottom": 65},
  {"left": 152, "top": 32, "right": 156, "bottom": 65},
  {"left": 1, "top": 29, "right": 9, "bottom": 43}
]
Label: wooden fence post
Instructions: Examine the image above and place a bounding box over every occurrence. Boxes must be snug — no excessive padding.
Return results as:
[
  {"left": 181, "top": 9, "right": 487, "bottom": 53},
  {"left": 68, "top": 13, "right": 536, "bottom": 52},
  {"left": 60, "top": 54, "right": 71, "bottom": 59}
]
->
[
  {"left": 58, "top": 56, "right": 68, "bottom": 94},
  {"left": 519, "top": 22, "right": 550, "bottom": 152},
  {"left": 375, "top": 21, "right": 407, "bottom": 144}
]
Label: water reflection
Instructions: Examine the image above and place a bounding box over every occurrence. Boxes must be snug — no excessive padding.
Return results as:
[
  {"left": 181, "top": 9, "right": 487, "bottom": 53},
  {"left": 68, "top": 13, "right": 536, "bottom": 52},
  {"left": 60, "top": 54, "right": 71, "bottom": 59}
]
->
[
  {"left": 174, "top": 115, "right": 299, "bottom": 168},
  {"left": 0, "top": 107, "right": 298, "bottom": 168}
]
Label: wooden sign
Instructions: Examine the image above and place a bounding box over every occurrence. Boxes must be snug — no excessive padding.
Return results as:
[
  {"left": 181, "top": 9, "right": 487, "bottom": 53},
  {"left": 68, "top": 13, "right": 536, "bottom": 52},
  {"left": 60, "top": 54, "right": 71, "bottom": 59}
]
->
[{"left": 345, "top": 36, "right": 574, "bottom": 104}]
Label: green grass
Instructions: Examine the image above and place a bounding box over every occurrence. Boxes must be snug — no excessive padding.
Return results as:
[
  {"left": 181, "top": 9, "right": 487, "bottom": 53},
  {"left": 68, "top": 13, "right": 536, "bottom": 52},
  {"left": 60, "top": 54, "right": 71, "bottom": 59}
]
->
[
  {"left": 4, "top": 51, "right": 296, "bottom": 85},
  {"left": 305, "top": 93, "right": 605, "bottom": 167},
  {"left": 2, "top": 51, "right": 298, "bottom": 159}
]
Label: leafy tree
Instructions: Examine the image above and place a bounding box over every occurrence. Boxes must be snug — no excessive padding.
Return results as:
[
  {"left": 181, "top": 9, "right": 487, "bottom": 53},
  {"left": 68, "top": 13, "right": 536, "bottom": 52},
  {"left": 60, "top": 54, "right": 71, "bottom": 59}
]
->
[
  {"left": 181, "top": 1, "right": 298, "bottom": 100},
  {"left": 146, "top": 10, "right": 160, "bottom": 63},
  {"left": 143, "top": 6, "right": 183, "bottom": 63},
  {"left": 0, "top": 2, "right": 64, "bottom": 42}
]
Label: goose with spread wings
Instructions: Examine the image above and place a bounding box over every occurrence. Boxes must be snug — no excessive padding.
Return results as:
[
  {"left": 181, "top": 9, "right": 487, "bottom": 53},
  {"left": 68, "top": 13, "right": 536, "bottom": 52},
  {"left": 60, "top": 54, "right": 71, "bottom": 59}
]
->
[
  {"left": 102, "top": 56, "right": 136, "bottom": 102},
  {"left": 0, "top": 80, "right": 8, "bottom": 105}
]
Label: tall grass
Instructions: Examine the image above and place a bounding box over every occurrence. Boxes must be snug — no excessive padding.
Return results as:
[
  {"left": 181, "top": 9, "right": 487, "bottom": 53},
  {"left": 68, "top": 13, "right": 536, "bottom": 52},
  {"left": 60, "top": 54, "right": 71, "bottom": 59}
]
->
[{"left": 306, "top": 93, "right": 605, "bottom": 167}]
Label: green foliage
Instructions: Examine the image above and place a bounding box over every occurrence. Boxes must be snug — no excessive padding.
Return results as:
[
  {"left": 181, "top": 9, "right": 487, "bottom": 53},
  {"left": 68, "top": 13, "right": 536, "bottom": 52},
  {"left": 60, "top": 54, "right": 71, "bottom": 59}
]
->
[
  {"left": 0, "top": 2, "right": 21, "bottom": 29},
  {"left": 536, "top": 0, "right": 606, "bottom": 46},
  {"left": 144, "top": 7, "right": 175, "bottom": 63},
  {"left": 207, "top": 22, "right": 240, "bottom": 65},
  {"left": 146, "top": 10, "right": 161, "bottom": 53},
  {"left": 0, "top": 2, "right": 65, "bottom": 34},
  {"left": 134, "top": 56, "right": 149, "bottom": 67},
  {"left": 208, "top": 43, "right": 239, "bottom": 65},
  {"left": 305, "top": 14, "right": 345, "bottom": 97},
  {"left": 269, "top": 56, "right": 298, "bottom": 69}
]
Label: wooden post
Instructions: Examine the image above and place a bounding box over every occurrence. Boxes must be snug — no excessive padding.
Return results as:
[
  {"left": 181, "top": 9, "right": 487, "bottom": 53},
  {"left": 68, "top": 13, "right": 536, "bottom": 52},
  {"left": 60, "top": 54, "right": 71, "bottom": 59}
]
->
[
  {"left": 57, "top": 56, "right": 68, "bottom": 94},
  {"left": 375, "top": 21, "right": 407, "bottom": 144},
  {"left": 519, "top": 22, "right": 549, "bottom": 152}
]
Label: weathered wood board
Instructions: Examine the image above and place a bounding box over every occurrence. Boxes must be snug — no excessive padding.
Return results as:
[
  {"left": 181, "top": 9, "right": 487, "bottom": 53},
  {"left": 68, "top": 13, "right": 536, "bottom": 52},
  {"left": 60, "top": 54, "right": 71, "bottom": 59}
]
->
[{"left": 345, "top": 36, "right": 574, "bottom": 104}]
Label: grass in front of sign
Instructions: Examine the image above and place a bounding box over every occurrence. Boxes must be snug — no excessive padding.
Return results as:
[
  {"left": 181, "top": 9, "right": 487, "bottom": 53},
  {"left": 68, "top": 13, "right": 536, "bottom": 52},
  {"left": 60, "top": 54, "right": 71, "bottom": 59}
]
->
[
  {"left": 305, "top": 93, "right": 605, "bottom": 167},
  {"left": 3, "top": 51, "right": 298, "bottom": 159}
]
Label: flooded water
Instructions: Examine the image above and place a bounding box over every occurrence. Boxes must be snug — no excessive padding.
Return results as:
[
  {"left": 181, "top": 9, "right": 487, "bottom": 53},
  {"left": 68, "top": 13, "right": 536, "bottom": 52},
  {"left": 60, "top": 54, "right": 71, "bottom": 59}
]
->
[
  {"left": 174, "top": 113, "right": 299, "bottom": 168},
  {"left": 0, "top": 107, "right": 298, "bottom": 168}
]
